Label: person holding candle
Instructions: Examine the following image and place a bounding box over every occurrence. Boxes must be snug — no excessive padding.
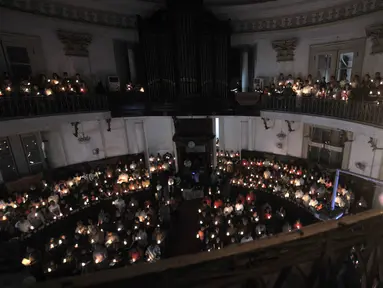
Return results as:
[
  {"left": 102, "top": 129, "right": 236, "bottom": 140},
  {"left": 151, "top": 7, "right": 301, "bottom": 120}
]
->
[
  {"left": 113, "top": 196, "right": 126, "bottom": 216},
  {"left": 27, "top": 207, "right": 45, "bottom": 228},
  {"left": 48, "top": 200, "right": 61, "bottom": 217},
  {"left": 73, "top": 73, "right": 87, "bottom": 94}
]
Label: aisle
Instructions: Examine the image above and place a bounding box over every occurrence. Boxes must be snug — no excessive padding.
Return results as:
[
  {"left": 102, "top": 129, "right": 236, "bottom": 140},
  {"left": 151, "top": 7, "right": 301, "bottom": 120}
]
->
[{"left": 165, "top": 199, "right": 201, "bottom": 257}]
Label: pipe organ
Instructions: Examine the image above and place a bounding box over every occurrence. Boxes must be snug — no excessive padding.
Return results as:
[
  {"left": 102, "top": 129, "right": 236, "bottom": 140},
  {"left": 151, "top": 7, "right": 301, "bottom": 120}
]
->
[{"left": 138, "top": 0, "right": 230, "bottom": 106}]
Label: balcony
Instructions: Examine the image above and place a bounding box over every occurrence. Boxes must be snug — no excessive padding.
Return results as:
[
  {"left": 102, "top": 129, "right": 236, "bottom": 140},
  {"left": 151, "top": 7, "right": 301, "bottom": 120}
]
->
[
  {"left": 38, "top": 209, "right": 383, "bottom": 288},
  {"left": 0, "top": 94, "right": 109, "bottom": 120},
  {"left": 259, "top": 96, "right": 383, "bottom": 127}
]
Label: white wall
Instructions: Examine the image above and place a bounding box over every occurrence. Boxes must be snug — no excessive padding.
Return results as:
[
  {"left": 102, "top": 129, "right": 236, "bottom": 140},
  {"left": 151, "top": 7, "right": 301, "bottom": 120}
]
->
[
  {"left": 348, "top": 134, "right": 383, "bottom": 179},
  {"left": 39, "top": 116, "right": 175, "bottom": 168},
  {"left": 262, "top": 111, "right": 383, "bottom": 179},
  {"left": 144, "top": 117, "right": 175, "bottom": 156},
  {"left": 0, "top": 8, "right": 138, "bottom": 84},
  {"left": 232, "top": 13, "right": 383, "bottom": 78},
  {"left": 253, "top": 117, "right": 303, "bottom": 158},
  {"left": 219, "top": 116, "right": 304, "bottom": 158}
]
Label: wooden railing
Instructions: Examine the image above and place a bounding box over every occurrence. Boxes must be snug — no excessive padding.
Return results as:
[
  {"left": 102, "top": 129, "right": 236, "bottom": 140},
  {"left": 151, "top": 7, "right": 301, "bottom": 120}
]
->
[
  {"left": 36, "top": 209, "right": 383, "bottom": 288},
  {"left": 260, "top": 96, "right": 383, "bottom": 127},
  {"left": 0, "top": 94, "right": 109, "bottom": 119}
]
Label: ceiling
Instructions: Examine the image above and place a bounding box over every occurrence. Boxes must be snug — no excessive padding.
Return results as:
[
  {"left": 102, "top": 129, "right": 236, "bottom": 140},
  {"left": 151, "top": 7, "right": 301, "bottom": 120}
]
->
[{"left": 138, "top": 0, "right": 276, "bottom": 6}]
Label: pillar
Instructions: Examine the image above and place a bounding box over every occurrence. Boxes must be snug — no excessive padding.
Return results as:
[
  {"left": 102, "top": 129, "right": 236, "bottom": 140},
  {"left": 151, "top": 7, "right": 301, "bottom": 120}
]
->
[
  {"left": 212, "top": 118, "right": 217, "bottom": 168},
  {"left": 128, "top": 48, "right": 137, "bottom": 84},
  {"left": 341, "top": 131, "right": 353, "bottom": 170},
  {"left": 241, "top": 48, "right": 249, "bottom": 92}
]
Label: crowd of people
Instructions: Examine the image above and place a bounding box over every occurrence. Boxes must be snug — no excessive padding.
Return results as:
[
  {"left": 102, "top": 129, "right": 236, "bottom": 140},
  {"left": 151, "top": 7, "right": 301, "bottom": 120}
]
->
[
  {"left": 0, "top": 71, "right": 88, "bottom": 97},
  {"left": 0, "top": 146, "right": 372, "bottom": 283},
  {"left": 254, "top": 72, "right": 383, "bottom": 101},
  {"left": 0, "top": 153, "right": 179, "bottom": 283},
  {"left": 196, "top": 150, "right": 369, "bottom": 252}
]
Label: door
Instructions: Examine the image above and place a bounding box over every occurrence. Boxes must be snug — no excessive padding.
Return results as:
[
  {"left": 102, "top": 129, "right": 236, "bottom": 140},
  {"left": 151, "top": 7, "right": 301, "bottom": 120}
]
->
[{"left": 310, "top": 51, "right": 337, "bottom": 82}]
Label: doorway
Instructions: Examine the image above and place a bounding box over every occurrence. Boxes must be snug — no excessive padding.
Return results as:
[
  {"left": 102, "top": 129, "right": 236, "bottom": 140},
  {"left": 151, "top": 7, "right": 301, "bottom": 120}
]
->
[{"left": 173, "top": 118, "right": 214, "bottom": 182}]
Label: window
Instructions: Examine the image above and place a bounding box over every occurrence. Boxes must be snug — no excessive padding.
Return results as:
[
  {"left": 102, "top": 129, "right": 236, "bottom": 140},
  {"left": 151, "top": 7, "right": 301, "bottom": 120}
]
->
[
  {"left": 0, "top": 138, "right": 18, "bottom": 181},
  {"left": 309, "top": 39, "right": 365, "bottom": 82},
  {"left": 308, "top": 145, "right": 343, "bottom": 168},
  {"left": 337, "top": 52, "right": 354, "bottom": 82},
  {"left": 316, "top": 54, "right": 334, "bottom": 82},
  {"left": 310, "top": 127, "right": 345, "bottom": 147},
  {"left": 1, "top": 44, "right": 32, "bottom": 81},
  {"left": 21, "top": 134, "right": 43, "bottom": 174},
  {"left": 308, "top": 127, "right": 344, "bottom": 168}
]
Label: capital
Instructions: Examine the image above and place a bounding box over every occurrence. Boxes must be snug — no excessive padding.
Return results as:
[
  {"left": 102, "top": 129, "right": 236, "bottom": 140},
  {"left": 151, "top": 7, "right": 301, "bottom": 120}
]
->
[
  {"left": 271, "top": 38, "right": 298, "bottom": 62},
  {"left": 57, "top": 30, "right": 92, "bottom": 57}
]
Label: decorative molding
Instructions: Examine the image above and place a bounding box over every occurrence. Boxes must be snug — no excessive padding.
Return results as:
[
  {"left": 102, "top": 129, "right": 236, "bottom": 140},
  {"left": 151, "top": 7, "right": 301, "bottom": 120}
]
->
[
  {"left": 272, "top": 38, "right": 297, "bottom": 62},
  {"left": 366, "top": 23, "right": 383, "bottom": 54},
  {"left": 57, "top": 30, "right": 92, "bottom": 57},
  {"left": 0, "top": 0, "right": 136, "bottom": 29},
  {"left": 0, "top": 0, "right": 382, "bottom": 32},
  {"left": 233, "top": 0, "right": 383, "bottom": 33}
]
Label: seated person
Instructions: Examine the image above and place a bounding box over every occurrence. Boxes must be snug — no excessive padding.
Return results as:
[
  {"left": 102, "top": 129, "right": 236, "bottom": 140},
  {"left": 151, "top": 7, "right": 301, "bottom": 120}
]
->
[
  {"left": 48, "top": 200, "right": 61, "bottom": 217},
  {"left": 152, "top": 227, "right": 166, "bottom": 245},
  {"left": 93, "top": 245, "right": 108, "bottom": 265},
  {"left": 145, "top": 243, "right": 161, "bottom": 263},
  {"left": 135, "top": 208, "right": 147, "bottom": 223},
  {"left": 113, "top": 196, "right": 126, "bottom": 214},
  {"left": 223, "top": 203, "right": 233, "bottom": 216},
  {"left": 27, "top": 207, "right": 45, "bottom": 228},
  {"left": 105, "top": 232, "right": 120, "bottom": 247},
  {"left": 135, "top": 228, "right": 148, "bottom": 247},
  {"left": 75, "top": 221, "right": 87, "bottom": 235},
  {"left": 240, "top": 232, "right": 253, "bottom": 243},
  {"left": 129, "top": 198, "right": 138, "bottom": 208},
  {"left": 16, "top": 217, "right": 33, "bottom": 233},
  {"left": 235, "top": 200, "right": 244, "bottom": 215}
]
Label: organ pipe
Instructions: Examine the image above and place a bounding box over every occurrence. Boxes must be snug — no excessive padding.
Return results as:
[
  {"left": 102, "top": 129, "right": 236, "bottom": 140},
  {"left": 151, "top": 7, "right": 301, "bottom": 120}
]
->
[{"left": 138, "top": 2, "right": 230, "bottom": 105}]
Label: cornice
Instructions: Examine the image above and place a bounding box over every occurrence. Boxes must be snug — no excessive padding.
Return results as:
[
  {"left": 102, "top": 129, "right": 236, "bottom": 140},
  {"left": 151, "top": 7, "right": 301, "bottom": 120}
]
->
[
  {"left": 0, "top": 0, "right": 137, "bottom": 29},
  {"left": 0, "top": 0, "right": 382, "bottom": 32},
  {"left": 232, "top": 0, "right": 383, "bottom": 33}
]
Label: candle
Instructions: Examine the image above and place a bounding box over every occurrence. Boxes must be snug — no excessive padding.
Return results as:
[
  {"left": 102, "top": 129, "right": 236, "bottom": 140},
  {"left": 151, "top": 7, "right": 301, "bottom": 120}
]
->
[{"left": 22, "top": 258, "right": 31, "bottom": 266}]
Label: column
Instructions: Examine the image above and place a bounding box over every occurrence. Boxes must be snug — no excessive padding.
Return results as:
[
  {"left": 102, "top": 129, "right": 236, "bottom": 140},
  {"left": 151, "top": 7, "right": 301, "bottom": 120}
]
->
[
  {"left": 128, "top": 47, "right": 137, "bottom": 84},
  {"left": 248, "top": 118, "right": 253, "bottom": 151},
  {"left": 341, "top": 131, "right": 353, "bottom": 170},
  {"left": 170, "top": 120, "right": 179, "bottom": 172},
  {"left": 241, "top": 47, "right": 249, "bottom": 92},
  {"left": 372, "top": 186, "right": 383, "bottom": 209},
  {"left": 212, "top": 118, "right": 217, "bottom": 168},
  {"left": 301, "top": 124, "right": 310, "bottom": 158}
]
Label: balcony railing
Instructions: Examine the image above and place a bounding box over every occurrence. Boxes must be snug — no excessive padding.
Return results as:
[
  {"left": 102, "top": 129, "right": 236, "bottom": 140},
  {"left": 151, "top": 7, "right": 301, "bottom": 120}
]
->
[
  {"left": 0, "top": 94, "right": 109, "bottom": 120},
  {"left": 260, "top": 96, "right": 383, "bottom": 126},
  {"left": 38, "top": 209, "right": 383, "bottom": 288}
]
